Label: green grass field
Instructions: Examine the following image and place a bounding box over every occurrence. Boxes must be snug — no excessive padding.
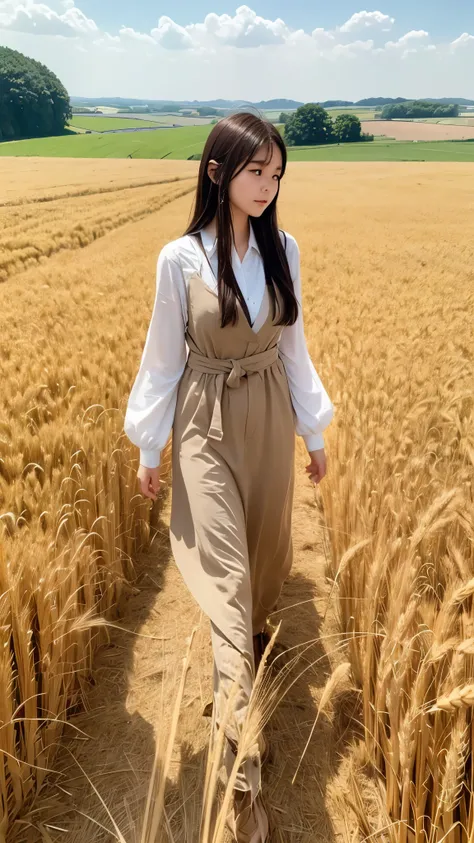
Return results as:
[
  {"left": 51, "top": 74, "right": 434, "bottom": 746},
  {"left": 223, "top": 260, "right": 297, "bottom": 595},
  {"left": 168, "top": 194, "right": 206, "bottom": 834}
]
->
[
  {"left": 69, "top": 116, "right": 167, "bottom": 131},
  {"left": 2, "top": 123, "right": 474, "bottom": 161},
  {"left": 0, "top": 125, "right": 212, "bottom": 159},
  {"left": 286, "top": 141, "right": 474, "bottom": 161}
]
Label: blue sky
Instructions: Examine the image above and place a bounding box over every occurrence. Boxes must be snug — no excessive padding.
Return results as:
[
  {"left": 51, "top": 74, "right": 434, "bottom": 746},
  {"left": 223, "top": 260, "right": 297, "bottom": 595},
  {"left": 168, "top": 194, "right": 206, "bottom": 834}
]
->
[{"left": 1, "top": 2, "right": 473, "bottom": 100}]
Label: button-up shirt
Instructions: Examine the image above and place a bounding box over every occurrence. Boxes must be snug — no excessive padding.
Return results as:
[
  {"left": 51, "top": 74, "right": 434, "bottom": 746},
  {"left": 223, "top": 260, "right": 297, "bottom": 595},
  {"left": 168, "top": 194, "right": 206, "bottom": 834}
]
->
[{"left": 124, "top": 224, "right": 334, "bottom": 468}]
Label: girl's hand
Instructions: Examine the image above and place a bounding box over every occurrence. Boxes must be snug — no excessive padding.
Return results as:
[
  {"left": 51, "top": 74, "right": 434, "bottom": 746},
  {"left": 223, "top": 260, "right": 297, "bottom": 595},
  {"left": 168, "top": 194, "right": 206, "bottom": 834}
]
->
[
  {"left": 137, "top": 464, "right": 161, "bottom": 501},
  {"left": 305, "top": 449, "right": 327, "bottom": 485}
]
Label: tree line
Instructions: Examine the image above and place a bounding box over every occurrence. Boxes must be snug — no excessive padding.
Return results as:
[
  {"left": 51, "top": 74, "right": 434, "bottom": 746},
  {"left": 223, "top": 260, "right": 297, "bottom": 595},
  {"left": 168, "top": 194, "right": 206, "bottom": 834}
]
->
[
  {"left": 381, "top": 100, "right": 459, "bottom": 119},
  {"left": 280, "top": 104, "right": 373, "bottom": 146},
  {"left": 0, "top": 46, "right": 71, "bottom": 142}
]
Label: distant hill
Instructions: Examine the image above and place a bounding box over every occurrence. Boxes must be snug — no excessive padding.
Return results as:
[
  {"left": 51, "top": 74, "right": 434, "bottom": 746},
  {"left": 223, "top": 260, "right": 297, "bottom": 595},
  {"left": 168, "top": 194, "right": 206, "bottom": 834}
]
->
[
  {"left": 356, "top": 97, "right": 474, "bottom": 107},
  {"left": 422, "top": 97, "right": 474, "bottom": 105},
  {"left": 70, "top": 95, "right": 474, "bottom": 110},
  {"left": 70, "top": 96, "right": 305, "bottom": 110},
  {"left": 355, "top": 97, "right": 408, "bottom": 106},
  {"left": 247, "top": 99, "right": 305, "bottom": 109},
  {"left": 318, "top": 100, "right": 354, "bottom": 107}
]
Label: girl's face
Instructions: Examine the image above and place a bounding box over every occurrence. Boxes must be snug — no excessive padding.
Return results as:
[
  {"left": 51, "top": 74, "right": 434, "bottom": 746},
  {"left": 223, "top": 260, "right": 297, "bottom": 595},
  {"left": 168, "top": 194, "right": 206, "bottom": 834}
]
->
[{"left": 228, "top": 142, "right": 283, "bottom": 218}]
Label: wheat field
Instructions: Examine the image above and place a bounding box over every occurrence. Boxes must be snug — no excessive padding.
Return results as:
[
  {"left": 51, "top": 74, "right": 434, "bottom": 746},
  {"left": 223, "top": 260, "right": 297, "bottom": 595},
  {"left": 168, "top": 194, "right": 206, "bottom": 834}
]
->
[{"left": 0, "top": 158, "right": 473, "bottom": 842}]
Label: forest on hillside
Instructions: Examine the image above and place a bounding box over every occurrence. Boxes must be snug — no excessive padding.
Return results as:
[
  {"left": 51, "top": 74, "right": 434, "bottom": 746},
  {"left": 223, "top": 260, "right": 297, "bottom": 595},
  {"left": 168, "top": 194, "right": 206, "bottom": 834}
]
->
[{"left": 0, "top": 46, "right": 71, "bottom": 141}]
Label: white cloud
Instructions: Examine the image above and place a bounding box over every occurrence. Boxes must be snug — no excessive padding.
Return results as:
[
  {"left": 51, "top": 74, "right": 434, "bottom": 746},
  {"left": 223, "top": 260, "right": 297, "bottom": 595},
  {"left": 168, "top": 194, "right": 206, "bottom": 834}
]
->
[
  {"left": 102, "top": 5, "right": 311, "bottom": 52},
  {"left": 383, "top": 29, "right": 432, "bottom": 58},
  {"left": 114, "top": 7, "right": 393, "bottom": 53},
  {"left": 310, "top": 27, "right": 336, "bottom": 46},
  {"left": 0, "top": 0, "right": 97, "bottom": 37},
  {"left": 134, "top": 7, "right": 391, "bottom": 52},
  {"left": 450, "top": 32, "right": 474, "bottom": 50},
  {"left": 151, "top": 16, "right": 194, "bottom": 50},
  {"left": 184, "top": 6, "right": 290, "bottom": 49},
  {"left": 390, "top": 29, "right": 430, "bottom": 45},
  {"left": 340, "top": 10, "right": 395, "bottom": 33}
]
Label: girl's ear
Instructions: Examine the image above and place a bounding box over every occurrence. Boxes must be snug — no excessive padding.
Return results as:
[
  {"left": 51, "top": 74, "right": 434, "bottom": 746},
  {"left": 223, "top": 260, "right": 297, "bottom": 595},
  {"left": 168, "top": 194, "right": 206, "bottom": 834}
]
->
[{"left": 207, "top": 159, "right": 220, "bottom": 184}]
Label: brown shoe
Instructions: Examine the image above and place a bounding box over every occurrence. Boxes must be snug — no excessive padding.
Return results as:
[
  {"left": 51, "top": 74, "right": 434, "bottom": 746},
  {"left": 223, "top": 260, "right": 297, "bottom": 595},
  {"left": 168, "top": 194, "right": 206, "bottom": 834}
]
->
[
  {"left": 253, "top": 631, "right": 266, "bottom": 673},
  {"left": 202, "top": 700, "right": 213, "bottom": 718},
  {"left": 254, "top": 625, "right": 290, "bottom": 673},
  {"left": 202, "top": 706, "right": 270, "bottom": 766},
  {"left": 226, "top": 790, "right": 269, "bottom": 842}
]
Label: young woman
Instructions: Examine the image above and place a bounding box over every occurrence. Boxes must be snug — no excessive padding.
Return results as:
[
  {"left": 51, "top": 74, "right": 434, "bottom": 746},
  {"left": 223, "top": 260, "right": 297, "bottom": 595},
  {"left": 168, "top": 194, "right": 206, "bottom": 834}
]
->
[{"left": 124, "top": 111, "right": 334, "bottom": 842}]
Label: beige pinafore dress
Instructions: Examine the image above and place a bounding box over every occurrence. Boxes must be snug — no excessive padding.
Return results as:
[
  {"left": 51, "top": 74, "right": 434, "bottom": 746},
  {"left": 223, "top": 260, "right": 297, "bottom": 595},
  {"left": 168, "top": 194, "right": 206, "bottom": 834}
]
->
[{"left": 169, "top": 233, "right": 296, "bottom": 799}]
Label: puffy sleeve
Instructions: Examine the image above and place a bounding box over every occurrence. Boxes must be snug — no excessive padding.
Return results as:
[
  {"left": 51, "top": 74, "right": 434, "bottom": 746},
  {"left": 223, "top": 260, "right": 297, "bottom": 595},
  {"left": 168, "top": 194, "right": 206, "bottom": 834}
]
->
[
  {"left": 123, "top": 244, "right": 188, "bottom": 469},
  {"left": 278, "top": 232, "right": 335, "bottom": 452}
]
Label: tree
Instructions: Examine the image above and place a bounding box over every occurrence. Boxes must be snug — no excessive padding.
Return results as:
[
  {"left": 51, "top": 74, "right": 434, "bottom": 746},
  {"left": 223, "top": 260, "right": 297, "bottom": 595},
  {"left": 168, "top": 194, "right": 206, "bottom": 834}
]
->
[
  {"left": 284, "top": 103, "right": 334, "bottom": 146},
  {"left": 333, "top": 114, "right": 362, "bottom": 143},
  {"left": 197, "top": 106, "right": 218, "bottom": 116},
  {"left": 381, "top": 100, "right": 459, "bottom": 120},
  {"left": 278, "top": 111, "right": 291, "bottom": 124},
  {"left": 0, "top": 46, "right": 71, "bottom": 141}
]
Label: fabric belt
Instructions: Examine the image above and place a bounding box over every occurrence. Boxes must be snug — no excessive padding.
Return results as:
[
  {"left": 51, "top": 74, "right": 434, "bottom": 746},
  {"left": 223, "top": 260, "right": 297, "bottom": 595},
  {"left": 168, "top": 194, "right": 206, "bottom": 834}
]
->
[{"left": 186, "top": 345, "right": 279, "bottom": 442}]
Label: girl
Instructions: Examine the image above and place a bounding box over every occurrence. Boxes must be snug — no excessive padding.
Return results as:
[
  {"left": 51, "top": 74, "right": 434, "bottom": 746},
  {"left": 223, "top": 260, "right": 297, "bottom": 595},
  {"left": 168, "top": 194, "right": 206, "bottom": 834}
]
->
[{"left": 124, "top": 111, "right": 334, "bottom": 842}]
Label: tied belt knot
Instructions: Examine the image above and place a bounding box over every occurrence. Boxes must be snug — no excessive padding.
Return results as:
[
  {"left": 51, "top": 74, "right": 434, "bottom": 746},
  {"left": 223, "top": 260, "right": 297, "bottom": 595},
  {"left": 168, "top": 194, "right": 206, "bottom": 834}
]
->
[{"left": 186, "top": 345, "right": 279, "bottom": 442}]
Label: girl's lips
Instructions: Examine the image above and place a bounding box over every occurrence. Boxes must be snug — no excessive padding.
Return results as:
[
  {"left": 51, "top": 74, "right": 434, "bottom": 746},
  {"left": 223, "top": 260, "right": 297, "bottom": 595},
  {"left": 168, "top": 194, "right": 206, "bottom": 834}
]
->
[{"left": 254, "top": 200, "right": 267, "bottom": 204}]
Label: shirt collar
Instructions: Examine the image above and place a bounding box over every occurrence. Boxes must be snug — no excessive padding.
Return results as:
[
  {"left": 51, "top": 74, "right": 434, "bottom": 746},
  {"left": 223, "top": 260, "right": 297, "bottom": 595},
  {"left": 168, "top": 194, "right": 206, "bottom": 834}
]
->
[{"left": 200, "top": 223, "right": 261, "bottom": 258}]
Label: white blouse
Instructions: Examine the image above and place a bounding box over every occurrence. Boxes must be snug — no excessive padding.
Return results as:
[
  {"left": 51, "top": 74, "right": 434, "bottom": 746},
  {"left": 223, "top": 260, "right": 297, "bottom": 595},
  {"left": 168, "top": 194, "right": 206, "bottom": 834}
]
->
[{"left": 124, "top": 224, "right": 335, "bottom": 468}]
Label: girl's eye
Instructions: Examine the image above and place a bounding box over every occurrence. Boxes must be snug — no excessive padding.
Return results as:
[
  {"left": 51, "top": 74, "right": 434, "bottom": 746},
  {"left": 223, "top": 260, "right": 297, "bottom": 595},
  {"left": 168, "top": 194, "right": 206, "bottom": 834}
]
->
[{"left": 250, "top": 169, "right": 280, "bottom": 180}]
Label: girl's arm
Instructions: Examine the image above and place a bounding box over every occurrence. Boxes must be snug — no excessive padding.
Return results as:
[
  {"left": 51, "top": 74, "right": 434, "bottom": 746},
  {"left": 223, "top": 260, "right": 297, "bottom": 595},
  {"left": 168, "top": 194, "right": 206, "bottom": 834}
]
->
[
  {"left": 124, "top": 244, "right": 188, "bottom": 469},
  {"left": 278, "top": 233, "right": 334, "bottom": 451}
]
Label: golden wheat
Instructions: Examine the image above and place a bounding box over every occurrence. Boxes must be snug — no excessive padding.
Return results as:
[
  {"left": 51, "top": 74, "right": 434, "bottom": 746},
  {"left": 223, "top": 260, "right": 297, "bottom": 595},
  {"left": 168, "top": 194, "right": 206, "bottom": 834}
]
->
[
  {"left": 0, "top": 158, "right": 473, "bottom": 842},
  {"left": 313, "top": 162, "right": 474, "bottom": 842}
]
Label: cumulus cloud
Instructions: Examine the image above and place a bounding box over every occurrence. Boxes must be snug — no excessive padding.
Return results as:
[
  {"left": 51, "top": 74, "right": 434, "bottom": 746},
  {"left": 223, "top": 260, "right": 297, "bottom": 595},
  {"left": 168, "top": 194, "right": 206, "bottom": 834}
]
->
[
  {"left": 389, "top": 29, "right": 430, "bottom": 45},
  {"left": 107, "top": 5, "right": 315, "bottom": 52},
  {"left": 383, "top": 29, "right": 432, "bottom": 57},
  {"left": 0, "top": 0, "right": 97, "bottom": 37},
  {"left": 183, "top": 6, "right": 290, "bottom": 49},
  {"left": 118, "top": 6, "right": 390, "bottom": 53},
  {"left": 151, "top": 16, "right": 194, "bottom": 50},
  {"left": 340, "top": 10, "right": 395, "bottom": 33},
  {"left": 309, "top": 27, "right": 336, "bottom": 46},
  {"left": 450, "top": 32, "right": 474, "bottom": 49}
]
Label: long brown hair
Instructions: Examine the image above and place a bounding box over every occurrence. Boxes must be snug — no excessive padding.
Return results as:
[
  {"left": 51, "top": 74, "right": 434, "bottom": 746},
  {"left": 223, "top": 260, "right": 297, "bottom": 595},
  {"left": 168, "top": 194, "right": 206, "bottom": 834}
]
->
[{"left": 183, "top": 111, "right": 299, "bottom": 329}]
